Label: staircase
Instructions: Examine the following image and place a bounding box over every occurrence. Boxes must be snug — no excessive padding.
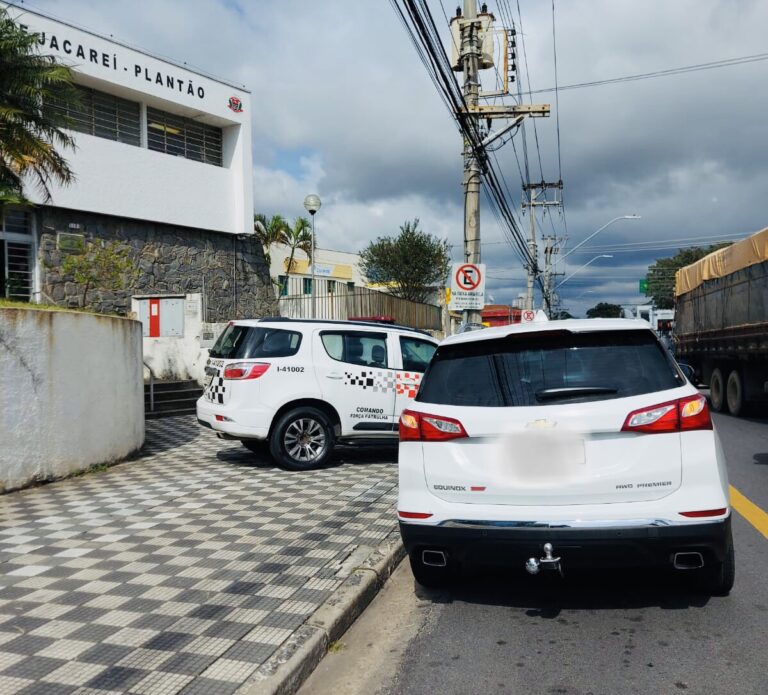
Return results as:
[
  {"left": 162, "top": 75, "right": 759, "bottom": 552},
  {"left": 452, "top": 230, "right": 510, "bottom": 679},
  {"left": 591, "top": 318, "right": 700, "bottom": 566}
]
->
[{"left": 145, "top": 379, "right": 203, "bottom": 419}]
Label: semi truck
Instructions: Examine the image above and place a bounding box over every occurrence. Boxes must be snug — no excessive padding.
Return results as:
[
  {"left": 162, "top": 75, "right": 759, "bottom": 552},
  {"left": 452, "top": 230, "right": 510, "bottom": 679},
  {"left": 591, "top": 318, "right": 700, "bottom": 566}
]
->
[{"left": 674, "top": 227, "right": 768, "bottom": 416}]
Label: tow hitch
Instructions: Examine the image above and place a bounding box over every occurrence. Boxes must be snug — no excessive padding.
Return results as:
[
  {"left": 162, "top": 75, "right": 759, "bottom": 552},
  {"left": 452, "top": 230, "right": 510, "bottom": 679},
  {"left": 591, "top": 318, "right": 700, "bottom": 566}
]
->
[{"left": 525, "top": 542, "right": 563, "bottom": 576}]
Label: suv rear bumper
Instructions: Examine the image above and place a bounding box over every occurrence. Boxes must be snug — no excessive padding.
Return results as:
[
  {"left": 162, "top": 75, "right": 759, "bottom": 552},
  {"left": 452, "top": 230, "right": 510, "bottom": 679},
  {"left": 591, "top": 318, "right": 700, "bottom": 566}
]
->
[{"left": 399, "top": 515, "right": 731, "bottom": 568}]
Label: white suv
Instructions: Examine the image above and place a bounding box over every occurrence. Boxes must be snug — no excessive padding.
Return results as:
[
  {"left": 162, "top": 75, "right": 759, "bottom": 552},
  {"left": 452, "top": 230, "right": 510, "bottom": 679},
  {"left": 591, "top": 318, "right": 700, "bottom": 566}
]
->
[
  {"left": 197, "top": 319, "right": 438, "bottom": 470},
  {"left": 398, "top": 319, "right": 734, "bottom": 595}
]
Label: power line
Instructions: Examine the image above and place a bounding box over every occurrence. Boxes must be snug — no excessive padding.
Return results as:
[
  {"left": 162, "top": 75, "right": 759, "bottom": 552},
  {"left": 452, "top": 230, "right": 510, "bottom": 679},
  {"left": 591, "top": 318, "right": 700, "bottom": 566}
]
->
[{"left": 520, "top": 51, "right": 768, "bottom": 96}]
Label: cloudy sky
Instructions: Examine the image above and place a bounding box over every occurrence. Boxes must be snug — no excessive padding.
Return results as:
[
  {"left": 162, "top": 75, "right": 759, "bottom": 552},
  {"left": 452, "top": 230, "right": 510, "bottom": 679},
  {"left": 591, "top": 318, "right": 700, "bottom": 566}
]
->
[{"left": 22, "top": 0, "right": 768, "bottom": 315}]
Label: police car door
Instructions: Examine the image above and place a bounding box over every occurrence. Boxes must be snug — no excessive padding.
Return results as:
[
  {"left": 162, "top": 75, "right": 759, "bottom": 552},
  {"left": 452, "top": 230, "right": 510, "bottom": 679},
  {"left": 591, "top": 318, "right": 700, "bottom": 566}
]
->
[
  {"left": 394, "top": 335, "right": 438, "bottom": 419},
  {"left": 315, "top": 329, "right": 397, "bottom": 436}
]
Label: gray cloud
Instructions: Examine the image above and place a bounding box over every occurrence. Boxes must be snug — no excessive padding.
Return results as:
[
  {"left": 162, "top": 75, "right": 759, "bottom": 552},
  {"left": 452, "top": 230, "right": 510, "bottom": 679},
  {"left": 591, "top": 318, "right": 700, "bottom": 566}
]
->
[{"left": 26, "top": 0, "right": 768, "bottom": 314}]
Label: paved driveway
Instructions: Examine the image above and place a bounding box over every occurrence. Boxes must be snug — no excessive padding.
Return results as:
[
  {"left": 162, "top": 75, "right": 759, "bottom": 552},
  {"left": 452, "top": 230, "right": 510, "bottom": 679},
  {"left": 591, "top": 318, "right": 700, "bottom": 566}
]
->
[{"left": 0, "top": 416, "right": 398, "bottom": 694}]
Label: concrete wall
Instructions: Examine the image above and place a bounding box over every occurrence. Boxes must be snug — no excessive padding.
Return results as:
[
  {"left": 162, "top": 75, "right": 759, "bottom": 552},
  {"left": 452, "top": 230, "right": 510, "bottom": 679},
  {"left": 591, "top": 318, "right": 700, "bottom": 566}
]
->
[{"left": 0, "top": 308, "right": 145, "bottom": 492}]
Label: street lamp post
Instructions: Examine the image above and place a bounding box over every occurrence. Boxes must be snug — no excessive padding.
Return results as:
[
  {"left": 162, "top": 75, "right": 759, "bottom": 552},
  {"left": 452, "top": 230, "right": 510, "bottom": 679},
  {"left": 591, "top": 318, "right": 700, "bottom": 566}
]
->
[
  {"left": 303, "top": 194, "right": 322, "bottom": 318},
  {"left": 555, "top": 254, "right": 613, "bottom": 289},
  {"left": 548, "top": 215, "right": 640, "bottom": 315},
  {"left": 559, "top": 215, "right": 641, "bottom": 263}
]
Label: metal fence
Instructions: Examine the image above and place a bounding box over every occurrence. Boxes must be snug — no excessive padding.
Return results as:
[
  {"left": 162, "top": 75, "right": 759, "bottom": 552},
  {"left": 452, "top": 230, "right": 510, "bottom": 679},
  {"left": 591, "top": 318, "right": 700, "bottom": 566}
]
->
[{"left": 278, "top": 286, "right": 442, "bottom": 330}]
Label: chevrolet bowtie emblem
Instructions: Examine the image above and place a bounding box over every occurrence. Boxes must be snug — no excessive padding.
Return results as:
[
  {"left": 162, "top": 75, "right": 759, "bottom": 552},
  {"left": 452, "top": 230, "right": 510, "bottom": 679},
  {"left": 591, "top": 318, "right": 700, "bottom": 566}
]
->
[{"left": 526, "top": 419, "right": 557, "bottom": 429}]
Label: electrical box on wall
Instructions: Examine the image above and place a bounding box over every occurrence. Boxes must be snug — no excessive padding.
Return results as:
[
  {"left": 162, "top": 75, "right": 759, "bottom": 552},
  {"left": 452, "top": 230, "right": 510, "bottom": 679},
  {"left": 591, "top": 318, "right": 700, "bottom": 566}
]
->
[{"left": 135, "top": 296, "right": 185, "bottom": 337}]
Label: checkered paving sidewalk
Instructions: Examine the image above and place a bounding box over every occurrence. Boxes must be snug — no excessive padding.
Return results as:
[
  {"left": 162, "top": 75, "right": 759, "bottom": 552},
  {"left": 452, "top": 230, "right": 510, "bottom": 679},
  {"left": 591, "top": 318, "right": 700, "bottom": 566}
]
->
[{"left": 0, "top": 417, "right": 398, "bottom": 694}]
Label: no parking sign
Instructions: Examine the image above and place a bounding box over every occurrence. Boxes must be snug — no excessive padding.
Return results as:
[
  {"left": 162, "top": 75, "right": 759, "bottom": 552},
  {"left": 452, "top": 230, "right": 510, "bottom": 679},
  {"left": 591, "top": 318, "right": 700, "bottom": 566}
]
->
[{"left": 448, "top": 263, "right": 486, "bottom": 310}]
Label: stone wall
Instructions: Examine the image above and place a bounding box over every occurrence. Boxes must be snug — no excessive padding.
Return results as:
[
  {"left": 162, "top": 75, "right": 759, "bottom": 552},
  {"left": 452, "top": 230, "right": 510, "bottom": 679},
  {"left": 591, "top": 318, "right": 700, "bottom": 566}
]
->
[{"left": 37, "top": 207, "right": 278, "bottom": 321}]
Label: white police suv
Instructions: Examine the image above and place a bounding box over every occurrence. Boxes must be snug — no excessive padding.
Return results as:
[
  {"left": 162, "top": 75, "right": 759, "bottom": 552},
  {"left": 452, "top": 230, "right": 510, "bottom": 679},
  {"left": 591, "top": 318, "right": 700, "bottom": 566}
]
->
[
  {"left": 197, "top": 319, "right": 438, "bottom": 471},
  {"left": 398, "top": 319, "right": 734, "bottom": 595}
]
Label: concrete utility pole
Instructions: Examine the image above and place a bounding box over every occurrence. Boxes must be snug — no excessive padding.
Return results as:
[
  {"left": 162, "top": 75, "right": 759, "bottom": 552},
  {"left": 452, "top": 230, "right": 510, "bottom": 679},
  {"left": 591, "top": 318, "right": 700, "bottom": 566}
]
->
[
  {"left": 461, "top": 0, "right": 482, "bottom": 326},
  {"left": 522, "top": 180, "right": 562, "bottom": 311},
  {"left": 451, "top": 3, "right": 550, "bottom": 326}
]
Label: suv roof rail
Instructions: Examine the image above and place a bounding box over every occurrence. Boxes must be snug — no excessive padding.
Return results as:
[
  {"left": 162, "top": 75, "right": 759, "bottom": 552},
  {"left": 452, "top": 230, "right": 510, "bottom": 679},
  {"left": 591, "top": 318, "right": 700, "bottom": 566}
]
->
[{"left": 254, "top": 316, "right": 432, "bottom": 336}]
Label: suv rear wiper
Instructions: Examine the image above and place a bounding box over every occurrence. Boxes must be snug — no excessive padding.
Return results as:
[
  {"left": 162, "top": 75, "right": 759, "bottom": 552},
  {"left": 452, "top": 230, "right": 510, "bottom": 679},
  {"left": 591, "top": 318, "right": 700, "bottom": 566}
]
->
[{"left": 535, "top": 386, "right": 618, "bottom": 401}]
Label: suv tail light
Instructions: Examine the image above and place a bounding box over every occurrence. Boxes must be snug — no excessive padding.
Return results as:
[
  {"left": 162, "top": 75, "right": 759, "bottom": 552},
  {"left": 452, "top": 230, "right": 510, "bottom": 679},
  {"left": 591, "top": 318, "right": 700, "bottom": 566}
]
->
[
  {"left": 223, "top": 362, "right": 270, "bottom": 380},
  {"left": 399, "top": 409, "right": 468, "bottom": 442},
  {"left": 622, "top": 394, "right": 712, "bottom": 433}
]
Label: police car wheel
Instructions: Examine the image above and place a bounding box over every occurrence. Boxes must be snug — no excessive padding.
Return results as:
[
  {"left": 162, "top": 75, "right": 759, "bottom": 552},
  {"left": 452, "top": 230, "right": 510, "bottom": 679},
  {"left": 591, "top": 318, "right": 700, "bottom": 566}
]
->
[{"left": 270, "top": 407, "right": 334, "bottom": 471}]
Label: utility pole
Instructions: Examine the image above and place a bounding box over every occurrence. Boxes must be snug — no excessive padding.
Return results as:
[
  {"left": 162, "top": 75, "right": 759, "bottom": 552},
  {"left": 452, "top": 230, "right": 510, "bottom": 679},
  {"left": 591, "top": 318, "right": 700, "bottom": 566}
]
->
[
  {"left": 461, "top": 0, "right": 482, "bottom": 326},
  {"left": 450, "top": 3, "right": 550, "bottom": 326},
  {"left": 522, "top": 180, "right": 562, "bottom": 311}
]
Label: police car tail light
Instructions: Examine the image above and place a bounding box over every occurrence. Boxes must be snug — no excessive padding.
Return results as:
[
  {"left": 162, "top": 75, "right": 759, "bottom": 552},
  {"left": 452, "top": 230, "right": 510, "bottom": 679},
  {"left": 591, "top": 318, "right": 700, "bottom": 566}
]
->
[
  {"left": 223, "top": 362, "right": 270, "bottom": 380},
  {"left": 399, "top": 409, "right": 467, "bottom": 442},
  {"left": 621, "top": 395, "right": 711, "bottom": 434}
]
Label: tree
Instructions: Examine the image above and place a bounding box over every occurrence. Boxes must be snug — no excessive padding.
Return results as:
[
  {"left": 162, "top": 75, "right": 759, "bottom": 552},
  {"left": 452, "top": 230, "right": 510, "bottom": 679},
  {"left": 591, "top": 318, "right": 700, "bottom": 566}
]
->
[
  {"left": 0, "top": 7, "right": 79, "bottom": 205},
  {"left": 359, "top": 219, "right": 450, "bottom": 303},
  {"left": 279, "top": 217, "right": 313, "bottom": 294},
  {"left": 586, "top": 302, "right": 624, "bottom": 318},
  {"left": 60, "top": 240, "right": 134, "bottom": 308},
  {"left": 646, "top": 243, "right": 732, "bottom": 309},
  {"left": 253, "top": 213, "right": 288, "bottom": 267},
  {"left": 551, "top": 310, "right": 574, "bottom": 320}
]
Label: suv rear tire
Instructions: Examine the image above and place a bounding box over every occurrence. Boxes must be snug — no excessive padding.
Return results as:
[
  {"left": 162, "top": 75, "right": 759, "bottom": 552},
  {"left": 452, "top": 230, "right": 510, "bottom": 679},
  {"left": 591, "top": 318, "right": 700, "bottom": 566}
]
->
[
  {"left": 269, "top": 407, "right": 335, "bottom": 471},
  {"left": 710, "top": 368, "right": 725, "bottom": 412}
]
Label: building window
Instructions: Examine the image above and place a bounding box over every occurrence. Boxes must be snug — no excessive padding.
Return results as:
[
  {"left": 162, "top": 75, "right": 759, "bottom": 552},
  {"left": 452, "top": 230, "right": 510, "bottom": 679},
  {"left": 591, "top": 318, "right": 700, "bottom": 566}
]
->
[
  {"left": 45, "top": 85, "right": 141, "bottom": 146},
  {"left": 1, "top": 209, "right": 33, "bottom": 302},
  {"left": 278, "top": 275, "right": 288, "bottom": 296},
  {"left": 147, "top": 107, "right": 223, "bottom": 166},
  {"left": 347, "top": 281, "right": 355, "bottom": 293},
  {"left": 327, "top": 280, "right": 336, "bottom": 294},
  {"left": 303, "top": 278, "right": 312, "bottom": 295}
]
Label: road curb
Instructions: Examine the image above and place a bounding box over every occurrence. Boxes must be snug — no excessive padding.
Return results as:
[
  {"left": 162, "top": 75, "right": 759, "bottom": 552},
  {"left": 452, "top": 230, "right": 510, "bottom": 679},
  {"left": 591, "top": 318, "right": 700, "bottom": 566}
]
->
[{"left": 239, "top": 530, "right": 406, "bottom": 695}]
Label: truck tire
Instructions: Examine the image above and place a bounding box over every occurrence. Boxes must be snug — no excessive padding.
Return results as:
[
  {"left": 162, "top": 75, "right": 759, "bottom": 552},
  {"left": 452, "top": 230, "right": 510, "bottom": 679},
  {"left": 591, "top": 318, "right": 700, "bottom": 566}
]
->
[
  {"left": 726, "top": 369, "right": 744, "bottom": 416},
  {"left": 710, "top": 368, "right": 725, "bottom": 413}
]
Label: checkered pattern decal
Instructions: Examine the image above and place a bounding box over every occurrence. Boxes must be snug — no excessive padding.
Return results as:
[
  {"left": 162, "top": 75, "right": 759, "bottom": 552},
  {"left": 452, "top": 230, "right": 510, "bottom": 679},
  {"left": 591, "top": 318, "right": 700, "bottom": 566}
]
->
[
  {"left": 395, "top": 371, "right": 422, "bottom": 399},
  {"left": 0, "top": 416, "right": 398, "bottom": 695},
  {"left": 204, "top": 372, "right": 226, "bottom": 404},
  {"left": 344, "top": 370, "right": 396, "bottom": 394}
]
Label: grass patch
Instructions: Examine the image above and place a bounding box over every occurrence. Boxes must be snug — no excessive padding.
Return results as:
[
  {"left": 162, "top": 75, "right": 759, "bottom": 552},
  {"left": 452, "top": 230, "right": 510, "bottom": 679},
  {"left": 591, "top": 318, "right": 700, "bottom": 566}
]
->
[
  {"left": 328, "top": 640, "right": 345, "bottom": 654},
  {"left": 72, "top": 462, "right": 112, "bottom": 477}
]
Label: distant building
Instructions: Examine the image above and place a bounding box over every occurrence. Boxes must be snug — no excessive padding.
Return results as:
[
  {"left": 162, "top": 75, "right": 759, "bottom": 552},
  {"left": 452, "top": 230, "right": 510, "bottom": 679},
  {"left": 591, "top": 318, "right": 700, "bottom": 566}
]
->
[{"left": 269, "top": 246, "right": 369, "bottom": 298}]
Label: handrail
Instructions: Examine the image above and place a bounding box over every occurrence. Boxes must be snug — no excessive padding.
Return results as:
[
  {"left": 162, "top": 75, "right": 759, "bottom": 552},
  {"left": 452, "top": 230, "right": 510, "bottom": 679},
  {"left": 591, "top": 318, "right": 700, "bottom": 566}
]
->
[{"left": 143, "top": 361, "right": 155, "bottom": 412}]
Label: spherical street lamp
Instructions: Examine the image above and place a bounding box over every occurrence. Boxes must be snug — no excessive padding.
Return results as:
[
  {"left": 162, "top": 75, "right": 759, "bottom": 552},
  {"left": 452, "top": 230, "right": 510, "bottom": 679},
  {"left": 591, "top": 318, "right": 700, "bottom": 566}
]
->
[{"left": 303, "top": 195, "right": 322, "bottom": 318}]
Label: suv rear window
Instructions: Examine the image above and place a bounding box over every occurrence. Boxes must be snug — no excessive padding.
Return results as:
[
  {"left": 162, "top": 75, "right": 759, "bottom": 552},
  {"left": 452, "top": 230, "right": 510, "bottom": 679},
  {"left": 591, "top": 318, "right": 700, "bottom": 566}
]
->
[
  {"left": 209, "top": 325, "right": 301, "bottom": 359},
  {"left": 418, "top": 329, "right": 682, "bottom": 407}
]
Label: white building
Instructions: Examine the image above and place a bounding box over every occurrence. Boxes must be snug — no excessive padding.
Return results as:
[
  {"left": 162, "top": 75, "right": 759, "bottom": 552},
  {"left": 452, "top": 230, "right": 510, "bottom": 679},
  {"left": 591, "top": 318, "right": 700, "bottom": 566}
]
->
[{"left": 1, "top": 3, "right": 277, "bottom": 378}]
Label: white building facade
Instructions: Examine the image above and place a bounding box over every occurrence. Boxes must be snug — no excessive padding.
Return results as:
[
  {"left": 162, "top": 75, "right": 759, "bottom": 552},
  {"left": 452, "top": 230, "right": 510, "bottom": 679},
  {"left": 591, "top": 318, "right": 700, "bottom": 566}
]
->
[{"left": 1, "top": 4, "right": 276, "bottom": 338}]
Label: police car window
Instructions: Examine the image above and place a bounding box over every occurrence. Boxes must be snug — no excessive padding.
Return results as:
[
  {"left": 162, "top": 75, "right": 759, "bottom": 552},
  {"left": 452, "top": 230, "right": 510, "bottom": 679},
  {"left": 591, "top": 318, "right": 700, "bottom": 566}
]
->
[
  {"left": 400, "top": 337, "right": 436, "bottom": 373},
  {"left": 210, "top": 326, "right": 301, "bottom": 359},
  {"left": 321, "top": 332, "right": 388, "bottom": 368}
]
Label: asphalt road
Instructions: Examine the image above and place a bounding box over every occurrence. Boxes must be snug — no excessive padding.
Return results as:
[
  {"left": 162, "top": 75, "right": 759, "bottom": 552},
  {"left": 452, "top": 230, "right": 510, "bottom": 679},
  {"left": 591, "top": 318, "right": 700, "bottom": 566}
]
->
[{"left": 301, "top": 411, "right": 768, "bottom": 695}]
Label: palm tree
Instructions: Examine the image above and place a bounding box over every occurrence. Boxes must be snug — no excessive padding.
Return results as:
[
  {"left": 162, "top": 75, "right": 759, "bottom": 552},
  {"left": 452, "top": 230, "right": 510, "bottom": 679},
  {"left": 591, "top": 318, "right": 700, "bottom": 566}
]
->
[
  {"left": 0, "top": 7, "right": 79, "bottom": 205},
  {"left": 280, "top": 217, "right": 313, "bottom": 295},
  {"left": 253, "top": 213, "right": 288, "bottom": 268}
]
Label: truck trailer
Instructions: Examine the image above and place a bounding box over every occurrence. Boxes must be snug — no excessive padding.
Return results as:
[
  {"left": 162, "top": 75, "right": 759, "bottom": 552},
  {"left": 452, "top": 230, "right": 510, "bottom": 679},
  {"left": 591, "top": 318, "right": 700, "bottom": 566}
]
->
[{"left": 674, "top": 227, "right": 768, "bottom": 416}]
